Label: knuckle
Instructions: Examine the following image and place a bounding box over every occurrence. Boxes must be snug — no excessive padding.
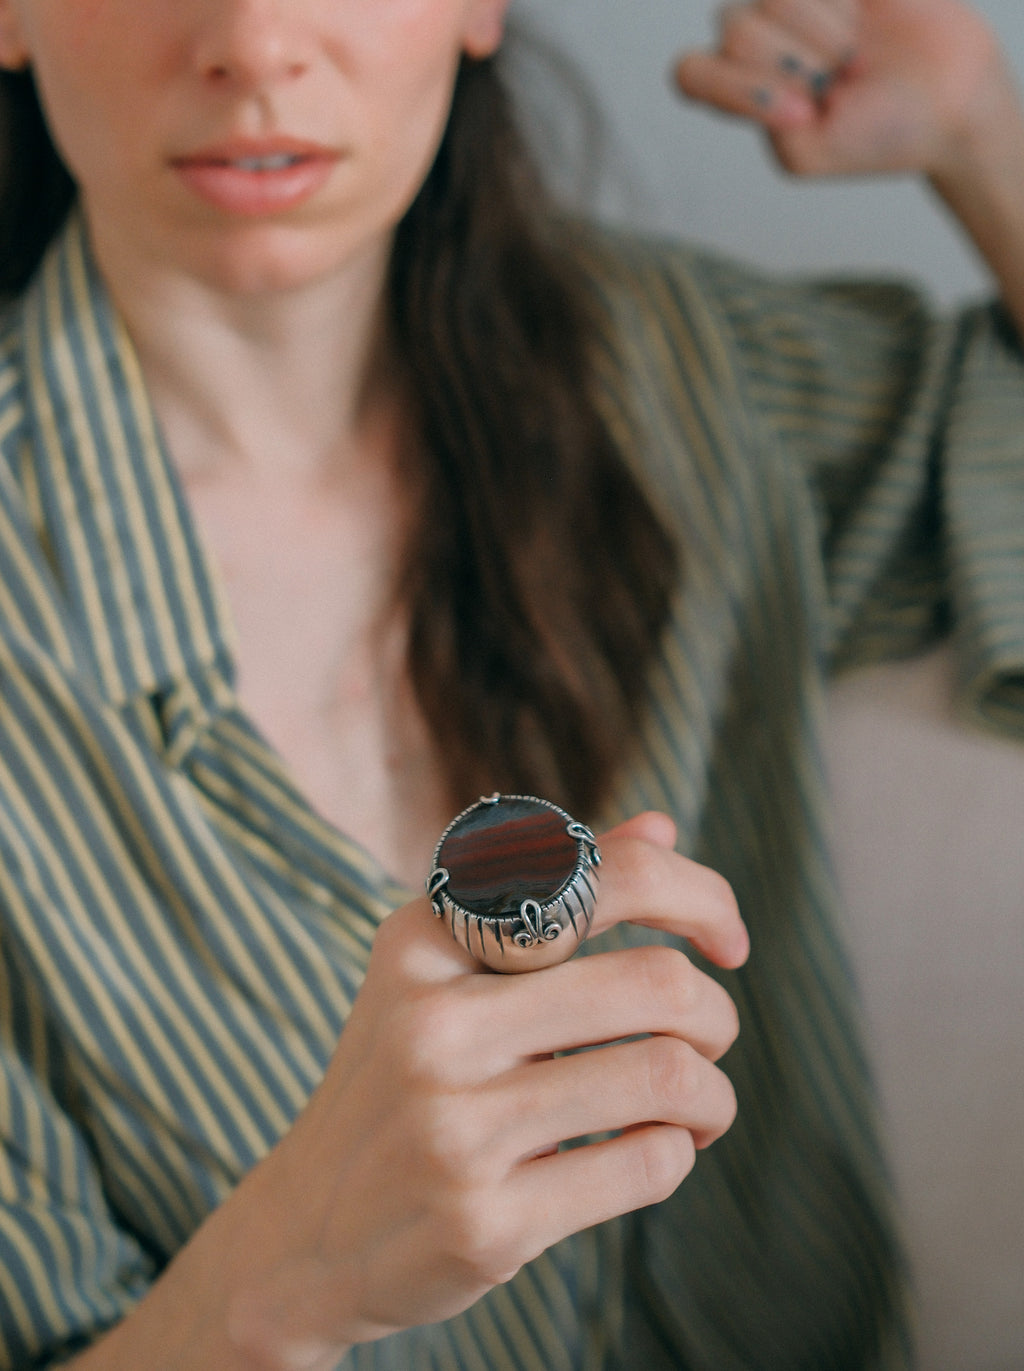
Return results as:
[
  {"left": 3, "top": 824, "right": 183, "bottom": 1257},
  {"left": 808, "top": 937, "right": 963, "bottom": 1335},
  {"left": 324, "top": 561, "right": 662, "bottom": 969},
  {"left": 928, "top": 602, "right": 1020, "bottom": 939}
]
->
[
  {"left": 702, "top": 1064, "right": 738, "bottom": 1137},
  {"left": 633, "top": 1126, "right": 697, "bottom": 1205},
  {"left": 720, "top": 1074, "right": 739, "bottom": 1132},
  {"left": 719, "top": 992, "right": 741, "bottom": 1054},
  {"left": 388, "top": 989, "right": 471, "bottom": 1088},
  {"left": 442, "top": 1193, "right": 522, "bottom": 1289},
  {"left": 633, "top": 944, "right": 694, "bottom": 1008},
  {"left": 414, "top": 1096, "right": 481, "bottom": 1176},
  {"left": 371, "top": 903, "right": 422, "bottom": 971},
  {"left": 642, "top": 1034, "right": 698, "bottom": 1107},
  {"left": 611, "top": 835, "right": 665, "bottom": 906},
  {"left": 695, "top": 1070, "right": 739, "bottom": 1148},
  {"left": 718, "top": 3, "right": 750, "bottom": 52},
  {"left": 703, "top": 864, "right": 740, "bottom": 920},
  {"left": 387, "top": 998, "right": 446, "bottom": 1080},
  {"left": 759, "top": 0, "right": 795, "bottom": 26}
]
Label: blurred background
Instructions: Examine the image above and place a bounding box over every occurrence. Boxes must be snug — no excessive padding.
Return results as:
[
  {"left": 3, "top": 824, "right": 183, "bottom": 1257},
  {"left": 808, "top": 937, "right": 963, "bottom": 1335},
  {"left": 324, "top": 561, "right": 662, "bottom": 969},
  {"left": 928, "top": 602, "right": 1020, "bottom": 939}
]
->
[{"left": 505, "top": 4, "right": 1024, "bottom": 1368}]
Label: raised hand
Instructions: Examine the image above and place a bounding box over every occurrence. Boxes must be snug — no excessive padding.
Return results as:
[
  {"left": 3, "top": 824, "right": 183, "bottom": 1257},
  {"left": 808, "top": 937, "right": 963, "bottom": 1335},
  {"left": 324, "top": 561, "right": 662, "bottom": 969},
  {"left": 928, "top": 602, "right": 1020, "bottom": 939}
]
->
[
  {"left": 675, "top": 0, "right": 1008, "bottom": 180},
  {"left": 675, "top": 1, "right": 1024, "bottom": 333}
]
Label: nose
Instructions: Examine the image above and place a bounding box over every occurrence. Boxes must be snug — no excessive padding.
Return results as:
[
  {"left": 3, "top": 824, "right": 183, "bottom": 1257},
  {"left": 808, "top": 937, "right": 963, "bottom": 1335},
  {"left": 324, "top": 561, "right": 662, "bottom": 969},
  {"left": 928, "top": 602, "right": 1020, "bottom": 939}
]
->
[{"left": 192, "top": 0, "right": 313, "bottom": 89}]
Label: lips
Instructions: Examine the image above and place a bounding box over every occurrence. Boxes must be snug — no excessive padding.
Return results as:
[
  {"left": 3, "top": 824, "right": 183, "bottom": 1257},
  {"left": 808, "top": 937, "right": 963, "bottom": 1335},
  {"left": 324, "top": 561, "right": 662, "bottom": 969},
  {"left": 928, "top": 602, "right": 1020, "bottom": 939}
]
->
[{"left": 171, "top": 137, "right": 341, "bottom": 216}]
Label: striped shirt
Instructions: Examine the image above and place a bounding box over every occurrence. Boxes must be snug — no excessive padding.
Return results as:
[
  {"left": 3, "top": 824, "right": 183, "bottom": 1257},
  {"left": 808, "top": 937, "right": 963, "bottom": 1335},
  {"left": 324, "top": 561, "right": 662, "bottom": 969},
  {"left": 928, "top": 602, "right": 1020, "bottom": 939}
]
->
[{"left": 0, "top": 214, "right": 1022, "bottom": 1370}]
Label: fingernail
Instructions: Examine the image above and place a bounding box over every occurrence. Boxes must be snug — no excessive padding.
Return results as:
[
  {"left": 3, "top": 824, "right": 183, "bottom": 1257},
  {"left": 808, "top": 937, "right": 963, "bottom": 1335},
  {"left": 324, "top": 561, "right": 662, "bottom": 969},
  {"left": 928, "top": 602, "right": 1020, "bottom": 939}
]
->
[
  {"left": 809, "top": 69, "right": 834, "bottom": 99},
  {"left": 778, "top": 53, "right": 804, "bottom": 78}
]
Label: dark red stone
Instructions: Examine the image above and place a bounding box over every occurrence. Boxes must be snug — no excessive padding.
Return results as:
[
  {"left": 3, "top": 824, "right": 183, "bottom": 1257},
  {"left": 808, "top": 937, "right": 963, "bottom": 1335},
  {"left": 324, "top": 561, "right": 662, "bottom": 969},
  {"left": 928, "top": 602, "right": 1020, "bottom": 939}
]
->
[{"left": 440, "top": 797, "right": 577, "bottom": 917}]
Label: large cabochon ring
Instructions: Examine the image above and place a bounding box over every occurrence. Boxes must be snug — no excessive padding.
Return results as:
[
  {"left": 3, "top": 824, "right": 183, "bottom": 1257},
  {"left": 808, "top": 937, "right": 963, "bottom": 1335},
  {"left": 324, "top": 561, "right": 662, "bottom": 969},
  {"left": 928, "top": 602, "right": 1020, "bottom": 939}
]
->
[{"left": 426, "top": 794, "right": 601, "bottom": 973}]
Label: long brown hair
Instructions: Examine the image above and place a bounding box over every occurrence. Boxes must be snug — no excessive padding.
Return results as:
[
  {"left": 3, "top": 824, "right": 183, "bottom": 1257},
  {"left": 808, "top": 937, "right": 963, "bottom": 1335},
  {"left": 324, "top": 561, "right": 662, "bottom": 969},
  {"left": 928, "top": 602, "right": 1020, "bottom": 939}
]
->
[
  {"left": 0, "top": 55, "right": 678, "bottom": 820},
  {"left": 0, "top": 69, "right": 75, "bottom": 294}
]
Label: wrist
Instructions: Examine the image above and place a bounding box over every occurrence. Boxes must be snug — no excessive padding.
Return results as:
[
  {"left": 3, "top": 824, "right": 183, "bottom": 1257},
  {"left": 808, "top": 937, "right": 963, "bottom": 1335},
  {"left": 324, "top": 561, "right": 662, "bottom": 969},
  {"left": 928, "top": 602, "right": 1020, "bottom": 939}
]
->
[
  {"left": 221, "top": 1132, "right": 357, "bottom": 1370},
  {"left": 920, "top": 46, "right": 1024, "bottom": 339},
  {"left": 927, "top": 46, "right": 1024, "bottom": 204},
  {"left": 73, "top": 1137, "right": 356, "bottom": 1371}
]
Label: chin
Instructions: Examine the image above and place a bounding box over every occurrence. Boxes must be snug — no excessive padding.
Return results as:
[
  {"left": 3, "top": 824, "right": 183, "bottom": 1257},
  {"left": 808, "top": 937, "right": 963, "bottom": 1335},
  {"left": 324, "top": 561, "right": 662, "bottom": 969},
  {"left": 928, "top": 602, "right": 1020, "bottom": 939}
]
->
[{"left": 184, "top": 220, "right": 377, "bottom": 297}]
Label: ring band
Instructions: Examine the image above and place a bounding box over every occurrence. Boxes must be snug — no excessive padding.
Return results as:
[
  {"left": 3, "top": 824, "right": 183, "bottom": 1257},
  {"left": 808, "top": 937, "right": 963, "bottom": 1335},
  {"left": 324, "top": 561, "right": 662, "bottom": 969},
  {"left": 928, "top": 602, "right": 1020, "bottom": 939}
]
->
[{"left": 426, "top": 793, "right": 601, "bottom": 973}]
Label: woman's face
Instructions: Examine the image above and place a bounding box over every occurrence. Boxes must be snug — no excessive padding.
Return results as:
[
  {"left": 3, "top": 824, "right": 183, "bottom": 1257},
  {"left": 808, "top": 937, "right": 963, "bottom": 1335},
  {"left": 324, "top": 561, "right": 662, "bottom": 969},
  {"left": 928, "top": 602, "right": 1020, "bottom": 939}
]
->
[{"left": 0, "top": 0, "right": 509, "bottom": 294}]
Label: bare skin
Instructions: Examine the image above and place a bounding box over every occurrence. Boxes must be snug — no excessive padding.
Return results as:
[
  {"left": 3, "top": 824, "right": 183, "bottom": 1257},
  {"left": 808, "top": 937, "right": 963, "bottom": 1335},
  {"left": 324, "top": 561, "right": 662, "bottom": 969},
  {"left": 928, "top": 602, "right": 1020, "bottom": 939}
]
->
[
  {"left": 107, "top": 220, "right": 453, "bottom": 886},
  {"left": 0, "top": 0, "right": 1021, "bottom": 1367},
  {"left": 147, "top": 315, "right": 450, "bottom": 887},
  {"left": 179, "top": 422, "right": 450, "bottom": 888}
]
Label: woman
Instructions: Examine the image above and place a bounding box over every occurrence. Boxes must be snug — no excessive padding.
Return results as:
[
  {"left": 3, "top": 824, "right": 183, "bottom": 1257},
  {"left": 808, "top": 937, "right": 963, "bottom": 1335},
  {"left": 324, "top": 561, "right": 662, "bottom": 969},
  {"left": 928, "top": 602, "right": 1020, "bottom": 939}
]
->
[{"left": 0, "top": 1, "right": 1021, "bottom": 1367}]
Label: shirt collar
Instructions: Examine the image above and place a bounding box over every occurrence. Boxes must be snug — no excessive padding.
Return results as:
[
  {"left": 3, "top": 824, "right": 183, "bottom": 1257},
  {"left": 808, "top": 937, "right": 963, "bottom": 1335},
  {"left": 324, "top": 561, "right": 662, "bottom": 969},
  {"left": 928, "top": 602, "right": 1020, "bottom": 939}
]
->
[{"left": 18, "top": 211, "right": 235, "bottom": 705}]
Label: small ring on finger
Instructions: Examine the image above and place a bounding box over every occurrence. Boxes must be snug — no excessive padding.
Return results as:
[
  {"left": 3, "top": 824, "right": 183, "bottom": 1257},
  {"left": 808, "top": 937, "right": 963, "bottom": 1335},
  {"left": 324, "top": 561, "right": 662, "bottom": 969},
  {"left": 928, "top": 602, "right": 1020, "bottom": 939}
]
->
[{"left": 778, "top": 52, "right": 836, "bottom": 100}]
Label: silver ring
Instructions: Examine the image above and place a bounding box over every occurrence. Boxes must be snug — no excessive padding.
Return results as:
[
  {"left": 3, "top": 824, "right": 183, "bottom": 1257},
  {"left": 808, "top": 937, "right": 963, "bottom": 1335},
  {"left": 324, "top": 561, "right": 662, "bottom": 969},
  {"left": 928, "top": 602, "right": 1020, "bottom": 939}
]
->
[{"left": 426, "top": 793, "right": 601, "bottom": 973}]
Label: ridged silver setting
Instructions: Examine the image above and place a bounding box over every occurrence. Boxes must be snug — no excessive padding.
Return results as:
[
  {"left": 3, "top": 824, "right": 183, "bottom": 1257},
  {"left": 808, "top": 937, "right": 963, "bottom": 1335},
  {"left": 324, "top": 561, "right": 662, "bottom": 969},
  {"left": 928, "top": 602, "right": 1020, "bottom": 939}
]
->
[{"left": 427, "top": 794, "right": 601, "bottom": 973}]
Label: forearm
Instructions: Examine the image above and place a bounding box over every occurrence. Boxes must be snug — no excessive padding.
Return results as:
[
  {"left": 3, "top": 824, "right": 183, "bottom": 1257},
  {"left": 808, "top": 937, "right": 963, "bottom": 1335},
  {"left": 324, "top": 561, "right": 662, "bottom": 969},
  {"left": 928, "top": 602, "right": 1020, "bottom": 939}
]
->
[
  {"left": 62, "top": 1156, "right": 352, "bottom": 1371},
  {"left": 929, "top": 67, "right": 1024, "bottom": 338}
]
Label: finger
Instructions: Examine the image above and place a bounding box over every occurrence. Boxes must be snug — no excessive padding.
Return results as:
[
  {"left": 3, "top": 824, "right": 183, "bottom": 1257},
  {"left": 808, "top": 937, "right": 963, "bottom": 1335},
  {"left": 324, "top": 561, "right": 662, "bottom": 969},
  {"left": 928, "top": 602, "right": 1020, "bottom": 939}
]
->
[
  {"left": 675, "top": 49, "right": 817, "bottom": 128},
  {"left": 260, "top": 1128, "right": 700, "bottom": 1345},
  {"left": 381, "top": 815, "right": 747, "bottom": 986},
  {"left": 603, "top": 808, "right": 678, "bottom": 849},
  {"left": 755, "top": 0, "right": 860, "bottom": 65},
  {"left": 462, "top": 942, "right": 740, "bottom": 1064},
  {"left": 719, "top": 3, "right": 846, "bottom": 101},
  {"left": 390, "top": 812, "right": 676, "bottom": 984},
  {"left": 511, "top": 1121, "right": 699, "bottom": 1240},
  {"left": 590, "top": 828, "right": 750, "bottom": 969},
  {"left": 497, "top": 1034, "right": 739, "bottom": 1157}
]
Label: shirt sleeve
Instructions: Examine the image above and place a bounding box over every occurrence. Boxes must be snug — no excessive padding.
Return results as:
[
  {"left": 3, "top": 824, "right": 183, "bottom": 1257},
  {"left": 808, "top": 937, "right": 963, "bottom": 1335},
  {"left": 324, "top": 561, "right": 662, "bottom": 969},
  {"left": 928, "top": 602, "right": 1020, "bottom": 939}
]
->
[
  {"left": 606, "top": 232, "right": 1024, "bottom": 742},
  {"left": 0, "top": 929, "right": 153, "bottom": 1370}
]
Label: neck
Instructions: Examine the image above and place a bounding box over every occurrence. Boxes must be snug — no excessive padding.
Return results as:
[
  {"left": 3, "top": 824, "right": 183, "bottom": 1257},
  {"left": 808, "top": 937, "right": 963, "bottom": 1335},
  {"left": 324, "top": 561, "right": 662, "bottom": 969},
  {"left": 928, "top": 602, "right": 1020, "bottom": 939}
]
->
[{"left": 91, "top": 224, "right": 395, "bottom": 488}]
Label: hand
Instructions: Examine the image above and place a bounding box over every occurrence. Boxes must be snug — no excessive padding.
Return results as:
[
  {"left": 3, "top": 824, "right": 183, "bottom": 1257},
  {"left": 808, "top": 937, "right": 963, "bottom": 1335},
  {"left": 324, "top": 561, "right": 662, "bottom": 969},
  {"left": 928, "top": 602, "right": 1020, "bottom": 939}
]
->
[
  {"left": 229, "top": 812, "right": 748, "bottom": 1368},
  {"left": 675, "top": 0, "right": 1009, "bottom": 183}
]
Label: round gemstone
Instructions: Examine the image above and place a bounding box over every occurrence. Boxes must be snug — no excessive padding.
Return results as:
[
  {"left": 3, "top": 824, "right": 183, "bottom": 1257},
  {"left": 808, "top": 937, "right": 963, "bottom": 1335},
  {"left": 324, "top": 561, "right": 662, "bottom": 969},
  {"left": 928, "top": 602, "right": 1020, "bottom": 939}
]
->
[{"left": 440, "top": 797, "right": 578, "bottom": 917}]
